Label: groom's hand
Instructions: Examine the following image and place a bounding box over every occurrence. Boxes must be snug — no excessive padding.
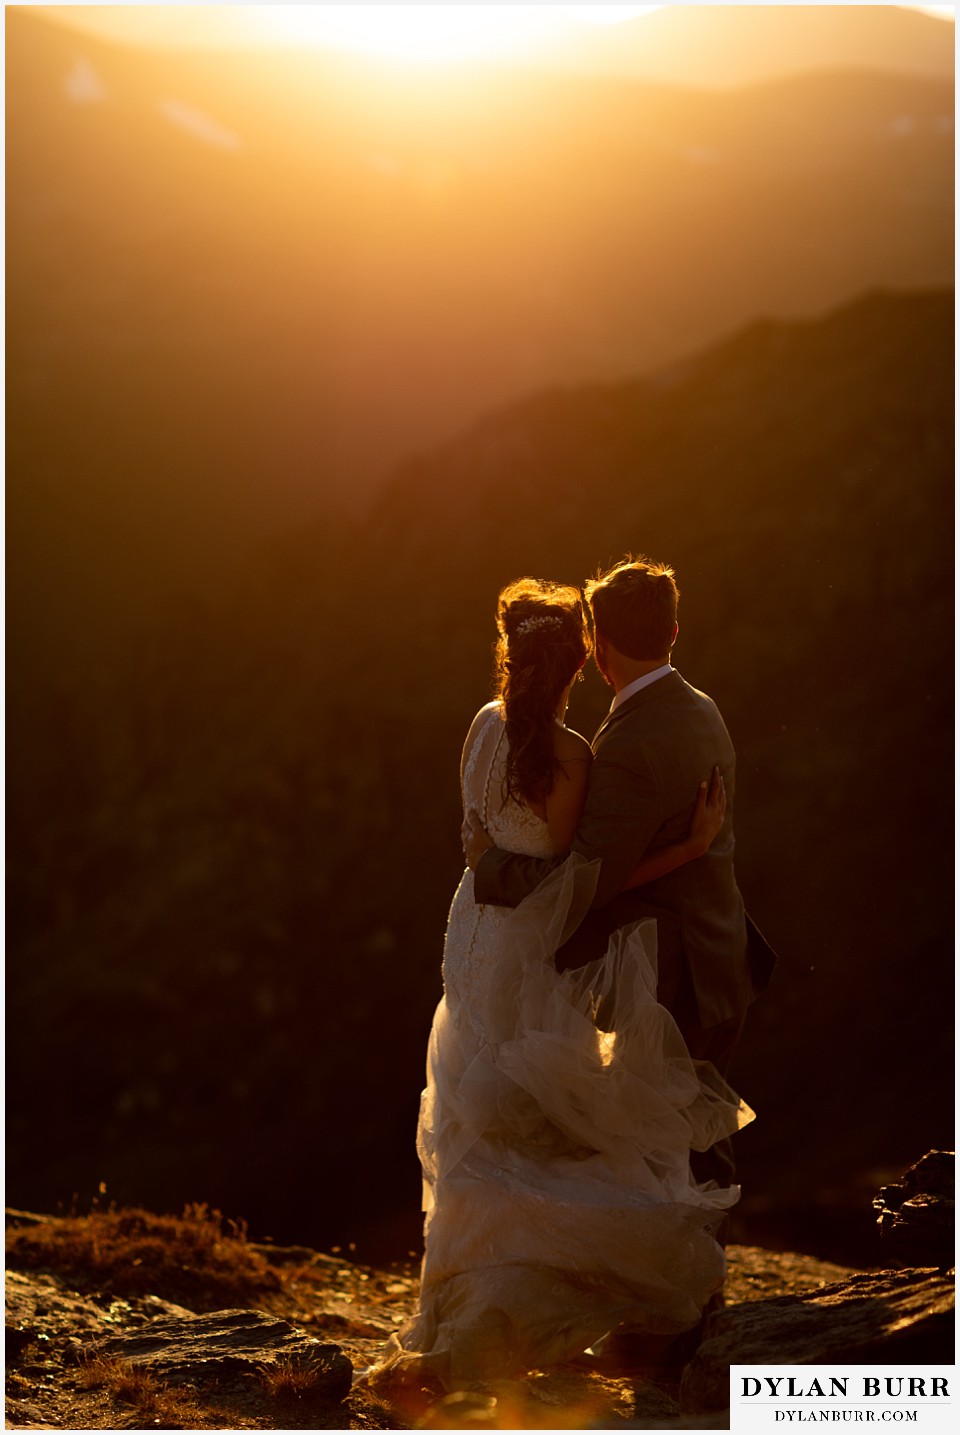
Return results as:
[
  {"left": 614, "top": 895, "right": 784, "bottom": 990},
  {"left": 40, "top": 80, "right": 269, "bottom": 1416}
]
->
[{"left": 462, "top": 809, "right": 494, "bottom": 870}]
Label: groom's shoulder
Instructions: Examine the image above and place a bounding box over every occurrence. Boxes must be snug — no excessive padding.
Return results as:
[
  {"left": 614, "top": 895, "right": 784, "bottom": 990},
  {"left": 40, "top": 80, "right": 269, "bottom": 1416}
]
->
[
  {"left": 673, "top": 670, "right": 722, "bottom": 711},
  {"left": 674, "top": 676, "right": 735, "bottom": 747},
  {"left": 609, "top": 671, "right": 721, "bottom": 736}
]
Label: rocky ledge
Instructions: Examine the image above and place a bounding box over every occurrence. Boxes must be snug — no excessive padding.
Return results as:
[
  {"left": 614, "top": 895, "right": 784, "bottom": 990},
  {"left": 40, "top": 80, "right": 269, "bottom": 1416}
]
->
[{"left": 5, "top": 1155, "right": 954, "bottom": 1430}]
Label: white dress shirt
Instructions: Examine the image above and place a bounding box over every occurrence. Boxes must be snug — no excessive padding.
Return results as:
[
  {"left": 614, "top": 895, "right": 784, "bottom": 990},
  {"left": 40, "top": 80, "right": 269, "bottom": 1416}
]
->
[{"left": 609, "top": 663, "right": 673, "bottom": 713}]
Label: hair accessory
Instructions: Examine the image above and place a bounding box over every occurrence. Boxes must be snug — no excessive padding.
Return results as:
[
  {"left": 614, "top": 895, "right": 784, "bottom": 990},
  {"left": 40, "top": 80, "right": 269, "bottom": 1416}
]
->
[{"left": 516, "top": 614, "right": 564, "bottom": 636}]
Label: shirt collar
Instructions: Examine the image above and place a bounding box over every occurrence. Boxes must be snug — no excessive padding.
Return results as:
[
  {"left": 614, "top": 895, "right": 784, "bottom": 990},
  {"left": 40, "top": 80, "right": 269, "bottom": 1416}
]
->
[{"left": 609, "top": 663, "right": 673, "bottom": 713}]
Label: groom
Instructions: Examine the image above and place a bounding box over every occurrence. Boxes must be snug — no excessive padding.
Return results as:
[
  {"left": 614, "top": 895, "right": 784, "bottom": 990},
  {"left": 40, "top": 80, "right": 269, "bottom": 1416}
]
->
[{"left": 462, "top": 555, "right": 775, "bottom": 1192}]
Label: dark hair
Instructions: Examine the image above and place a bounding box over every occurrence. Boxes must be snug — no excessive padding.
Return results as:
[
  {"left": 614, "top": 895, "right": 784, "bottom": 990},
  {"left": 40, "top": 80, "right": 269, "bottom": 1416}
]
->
[
  {"left": 494, "top": 578, "right": 591, "bottom": 807},
  {"left": 585, "top": 556, "right": 679, "bottom": 660}
]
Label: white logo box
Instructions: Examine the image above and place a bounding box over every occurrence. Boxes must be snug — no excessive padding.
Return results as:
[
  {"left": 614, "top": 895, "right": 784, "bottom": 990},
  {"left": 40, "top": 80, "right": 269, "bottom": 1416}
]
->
[{"left": 730, "top": 1366, "right": 954, "bottom": 1434}]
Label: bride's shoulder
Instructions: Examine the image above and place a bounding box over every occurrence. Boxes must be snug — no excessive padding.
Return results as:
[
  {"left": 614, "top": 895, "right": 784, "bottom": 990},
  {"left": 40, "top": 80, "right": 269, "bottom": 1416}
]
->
[
  {"left": 460, "top": 701, "right": 503, "bottom": 774},
  {"left": 554, "top": 724, "right": 592, "bottom": 765},
  {"left": 466, "top": 700, "right": 503, "bottom": 739}
]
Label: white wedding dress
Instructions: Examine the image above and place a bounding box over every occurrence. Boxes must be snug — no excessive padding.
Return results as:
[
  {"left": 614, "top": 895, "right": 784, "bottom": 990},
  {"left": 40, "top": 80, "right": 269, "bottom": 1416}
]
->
[{"left": 376, "top": 702, "right": 753, "bottom": 1390}]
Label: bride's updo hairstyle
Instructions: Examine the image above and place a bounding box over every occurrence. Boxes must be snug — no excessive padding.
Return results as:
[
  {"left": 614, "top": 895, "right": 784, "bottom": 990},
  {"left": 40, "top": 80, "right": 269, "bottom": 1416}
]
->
[{"left": 494, "top": 578, "right": 591, "bottom": 807}]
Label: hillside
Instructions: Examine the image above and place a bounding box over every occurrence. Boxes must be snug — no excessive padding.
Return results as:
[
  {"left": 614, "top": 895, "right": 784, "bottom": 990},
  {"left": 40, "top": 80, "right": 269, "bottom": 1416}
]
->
[
  {"left": 540, "top": 3, "right": 956, "bottom": 87},
  {"left": 5, "top": 4, "right": 954, "bottom": 660},
  {"left": 6, "top": 288, "right": 953, "bottom": 1257}
]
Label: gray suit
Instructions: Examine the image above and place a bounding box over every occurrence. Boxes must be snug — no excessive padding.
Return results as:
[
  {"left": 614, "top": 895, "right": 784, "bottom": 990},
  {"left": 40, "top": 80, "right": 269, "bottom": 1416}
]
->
[{"left": 473, "top": 666, "right": 775, "bottom": 1187}]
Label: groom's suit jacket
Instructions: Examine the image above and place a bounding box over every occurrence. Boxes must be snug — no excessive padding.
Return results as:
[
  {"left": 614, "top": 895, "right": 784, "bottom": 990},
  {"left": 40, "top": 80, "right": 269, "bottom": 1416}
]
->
[{"left": 473, "top": 667, "right": 776, "bottom": 1031}]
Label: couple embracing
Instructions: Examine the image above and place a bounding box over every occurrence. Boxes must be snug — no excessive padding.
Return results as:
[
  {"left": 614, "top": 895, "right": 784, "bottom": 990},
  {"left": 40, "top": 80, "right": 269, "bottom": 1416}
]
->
[{"left": 376, "top": 556, "right": 776, "bottom": 1390}]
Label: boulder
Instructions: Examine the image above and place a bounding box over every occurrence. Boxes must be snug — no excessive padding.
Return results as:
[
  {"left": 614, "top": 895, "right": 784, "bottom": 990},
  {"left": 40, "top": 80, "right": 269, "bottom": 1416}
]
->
[
  {"left": 873, "top": 1151, "right": 954, "bottom": 1268},
  {"left": 97, "top": 1307, "right": 352, "bottom": 1400},
  {"left": 680, "top": 1267, "right": 955, "bottom": 1415}
]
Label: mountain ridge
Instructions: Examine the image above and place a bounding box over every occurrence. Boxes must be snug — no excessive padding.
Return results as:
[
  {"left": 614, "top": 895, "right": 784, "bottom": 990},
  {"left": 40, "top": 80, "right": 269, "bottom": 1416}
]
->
[{"left": 538, "top": 3, "right": 955, "bottom": 88}]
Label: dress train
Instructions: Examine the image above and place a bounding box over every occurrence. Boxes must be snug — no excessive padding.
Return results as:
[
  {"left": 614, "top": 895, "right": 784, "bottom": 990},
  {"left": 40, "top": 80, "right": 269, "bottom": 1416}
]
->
[{"left": 373, "top": 855, "right": 753, "bottom": 1389}]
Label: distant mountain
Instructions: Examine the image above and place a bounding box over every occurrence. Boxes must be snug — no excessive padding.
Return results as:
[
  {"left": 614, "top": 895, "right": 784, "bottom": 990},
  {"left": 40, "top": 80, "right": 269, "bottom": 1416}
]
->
[
  {"left": 5, "top": 5, "right": 954, "bottom": 670},
  {"left": 538, "top": 4, "right": 955, "bottom": 88},
  {"left": 7, "top": 288, "right": 953, "bottom": 1251}
]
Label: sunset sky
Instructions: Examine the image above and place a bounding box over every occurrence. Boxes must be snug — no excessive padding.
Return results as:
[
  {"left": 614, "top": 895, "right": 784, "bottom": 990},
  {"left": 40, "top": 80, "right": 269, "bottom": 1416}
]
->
[{"left": 28, "top": 3, "right": 958, "bottom": 68}]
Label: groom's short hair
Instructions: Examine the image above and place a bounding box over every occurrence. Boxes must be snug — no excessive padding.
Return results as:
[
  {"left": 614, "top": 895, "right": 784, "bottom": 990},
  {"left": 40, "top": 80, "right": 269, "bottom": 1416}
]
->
[{"left": 585, "top": 557, "right": 679, "bottom": 661}]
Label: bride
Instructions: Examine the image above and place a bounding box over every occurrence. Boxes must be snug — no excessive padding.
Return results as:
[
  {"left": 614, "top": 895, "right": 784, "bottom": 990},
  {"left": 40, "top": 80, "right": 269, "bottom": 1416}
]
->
[{"left": 375, "top": 578, "right": 752, "bottom": 1391}]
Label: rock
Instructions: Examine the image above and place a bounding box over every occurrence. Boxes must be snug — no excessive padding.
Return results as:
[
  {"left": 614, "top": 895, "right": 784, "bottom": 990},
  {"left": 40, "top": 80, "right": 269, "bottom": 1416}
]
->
[
  {"left": 680, "top": 1267, "right": 955, "bottom": 1415},
  {"left": 4, "top": 1265, "right": 198, "bottom": 1367},
  {"left": 725, "top": 1245, "right": 857, "bottom": 1302},
  {"left": 5, "top": 1269, "right": 114, "bottom": 1348},
  {"left": 3, "top": 1398, "right": 48, "bottom": 1428},
  {"left": 5, "top": 1323, "right": 40, "bottom": 1360},
  {"left": 96, "top": 1307, "right": 352, "bottom": 1399},
  {"left": 873, "top": 1151, "right": 954, "bottom": 1268}
]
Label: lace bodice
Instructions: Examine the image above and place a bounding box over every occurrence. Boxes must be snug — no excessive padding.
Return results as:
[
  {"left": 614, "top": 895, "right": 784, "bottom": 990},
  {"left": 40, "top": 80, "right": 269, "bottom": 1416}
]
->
[
  {"left": 461, "top": 702, "right": 557, "bottom": 860},
  {"left": 444, "top": 703, "right": 557, "bottom": 1037}
]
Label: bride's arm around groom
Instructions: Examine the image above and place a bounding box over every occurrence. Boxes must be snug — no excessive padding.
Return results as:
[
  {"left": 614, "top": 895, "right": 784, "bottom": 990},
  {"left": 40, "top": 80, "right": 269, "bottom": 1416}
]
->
[{"left": 466, "top": 558, "right": 775, "bottom": 1186}]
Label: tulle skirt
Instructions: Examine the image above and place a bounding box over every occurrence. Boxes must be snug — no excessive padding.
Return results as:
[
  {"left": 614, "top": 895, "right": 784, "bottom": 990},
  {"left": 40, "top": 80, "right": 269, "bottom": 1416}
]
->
[{"left": 374, "top": 856, "right": 754, "bottom": 1390}]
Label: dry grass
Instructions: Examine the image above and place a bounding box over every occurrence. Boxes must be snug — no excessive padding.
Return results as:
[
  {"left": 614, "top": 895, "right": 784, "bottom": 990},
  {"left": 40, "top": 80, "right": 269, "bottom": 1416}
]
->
[
  {"left": 73, "top": 1351, "right": 262, "bottom": 1428},
  {"left": 77, "top": 1355, "right": 158, "bottom": 1402},
  {"left": 6, "top": 1203, "right": 284, "bottom": 1312},
  {"left": 259, "top": 1354, "right": 332, "bottom": 1403},
  {"left": 75, "top": 1353, "right": 205, "bottom": 1423},
  {"left": 75, "top": 1355, "right": 123, "bottom": 1391}
]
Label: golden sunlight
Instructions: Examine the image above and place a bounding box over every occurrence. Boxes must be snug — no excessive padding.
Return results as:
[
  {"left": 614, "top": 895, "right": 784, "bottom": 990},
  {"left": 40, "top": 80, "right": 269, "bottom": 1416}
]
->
[
  {"left": 242, "top": 4, "right": 663, "bottom": 65},
  {"left": 35, "top": 4, "right": 954, "bottom": 69},
  {"left": 39, "top": 3, "right": 664, "bottom": 63}
]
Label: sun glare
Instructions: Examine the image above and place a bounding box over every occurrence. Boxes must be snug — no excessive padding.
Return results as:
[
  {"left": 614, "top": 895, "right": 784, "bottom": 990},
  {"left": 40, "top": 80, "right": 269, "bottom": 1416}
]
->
[
  {"left": 244, "top": 4, "right": 663, "bottom": 65},
  {"left": 37, "top": 5, "right": 953, "bottom": 64}
]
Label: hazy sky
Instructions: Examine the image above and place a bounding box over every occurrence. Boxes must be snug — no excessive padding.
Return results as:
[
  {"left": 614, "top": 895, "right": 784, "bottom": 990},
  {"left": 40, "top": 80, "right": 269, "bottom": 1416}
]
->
[{"left": 27, "top": 3, "right": 958, "bottom": 67}]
